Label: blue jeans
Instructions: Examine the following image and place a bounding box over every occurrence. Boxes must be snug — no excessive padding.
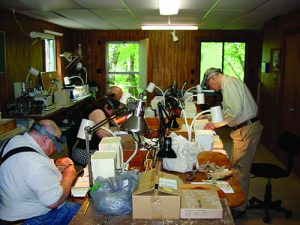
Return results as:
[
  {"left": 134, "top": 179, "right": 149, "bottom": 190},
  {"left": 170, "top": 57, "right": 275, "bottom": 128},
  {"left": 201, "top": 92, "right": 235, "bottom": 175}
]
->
[{"left": 22, "top": 202, "right": 80, "bottom": 225}]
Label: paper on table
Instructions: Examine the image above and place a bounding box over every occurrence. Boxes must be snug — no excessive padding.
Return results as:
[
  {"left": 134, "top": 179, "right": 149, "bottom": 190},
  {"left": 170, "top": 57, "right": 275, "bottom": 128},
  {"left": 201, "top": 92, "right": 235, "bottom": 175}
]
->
[
  {"left": 191, "top": 180, "right": 234, "bottom": 193},
  {"left": 71, "top": 167, "right": 89, "bottom": 197}
]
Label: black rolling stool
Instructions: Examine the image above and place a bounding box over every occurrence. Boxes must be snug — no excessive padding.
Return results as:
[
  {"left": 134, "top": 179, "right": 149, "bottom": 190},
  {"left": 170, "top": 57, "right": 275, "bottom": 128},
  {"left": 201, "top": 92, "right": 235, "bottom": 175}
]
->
[{"left": 247, "top": 131, "right": 300, "bottom": 223}]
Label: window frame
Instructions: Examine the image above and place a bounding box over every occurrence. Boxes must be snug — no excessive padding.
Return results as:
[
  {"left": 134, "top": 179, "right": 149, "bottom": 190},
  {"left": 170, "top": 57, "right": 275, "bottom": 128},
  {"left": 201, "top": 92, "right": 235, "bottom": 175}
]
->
[
  {"left": 44, "top": 38, "right": 56, "bottom": 72},
  {"left": 106, "top": 41, "right": 140, "bottom": 95},
  {"left": 200, "top": 41, "right": 246, "bottom": 82}
]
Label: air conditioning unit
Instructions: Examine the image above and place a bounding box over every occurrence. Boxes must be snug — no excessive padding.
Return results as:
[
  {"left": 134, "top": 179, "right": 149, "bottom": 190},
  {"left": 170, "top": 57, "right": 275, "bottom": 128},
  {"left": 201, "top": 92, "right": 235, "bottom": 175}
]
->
[{"left": 30, "top": 31, "right": 55, "bottom": 40}]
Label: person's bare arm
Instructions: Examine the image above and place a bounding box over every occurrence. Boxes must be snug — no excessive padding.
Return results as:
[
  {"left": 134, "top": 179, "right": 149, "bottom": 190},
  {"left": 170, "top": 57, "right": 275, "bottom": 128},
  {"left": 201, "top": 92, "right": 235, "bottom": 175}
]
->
[
  {"left": 48, "top": 165, "right": 77, "bottom": 209},
  {"left": 89, "top": 109, "right": 112, "bottom": 138}
]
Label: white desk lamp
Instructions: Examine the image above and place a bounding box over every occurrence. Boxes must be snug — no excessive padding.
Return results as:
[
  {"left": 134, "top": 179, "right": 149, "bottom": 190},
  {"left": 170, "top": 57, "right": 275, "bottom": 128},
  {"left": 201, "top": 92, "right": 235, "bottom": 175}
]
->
[
  {"left": 184, "top": 93, "right": 205, "bottom": 104},
  {"left": 60, "top": 52, "right": 72, "bottom": 62},
  {"left": 64, "top": 76, "right": 84, "bottom": 86},
  {"left": 184, "top": 84, "right": 202, "bottom": 96},
  {"left": 76, "top": 62, "right": 88, "bottom": 84},
  {"left": 188, "top": 106, "right": 224, "bottom": 142},
  {"left": 25, "top": 67, "right": 40, "bottom": 82},
  {"left": 47, "top": 79, "right": 61, "bottom": 96},
  {"left": 60, "top": 51, "right": 81, "bottom": 69},
  {"left": 120, "top": 92, "right": 136, "bottom": 105},
  {"left": 146, "top": 82, "right": 166, "bottom": 106}
]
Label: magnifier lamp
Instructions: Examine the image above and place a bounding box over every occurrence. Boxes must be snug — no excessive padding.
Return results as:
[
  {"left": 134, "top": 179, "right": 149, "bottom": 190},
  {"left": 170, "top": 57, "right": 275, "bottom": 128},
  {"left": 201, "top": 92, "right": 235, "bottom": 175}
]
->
[
  {"left": 146, "top": 82, "right": 166, "bottom": 106},
  {"left": 184, "top": 84, "right": 202, "bottom": 96},
  {"left": 60, "top": 52, "right": 72, "bottom": 62},
  {"left": 188, "top": 106, "right": 224, "bottom": 142},
  {"left": 184, "top": 93, "right": 205, "bottom": 104},
  {"left": 25, "top": 67, "right": 40, "bottom": 82},
  {"left": 76, "top": 62, "right": 88, "bottom": 84},
  {"left": 64, "top": 76, "right": 84, "bottom": 86},
  {"left": 78, "top": 100, "right": 149, "bottom": 187}
]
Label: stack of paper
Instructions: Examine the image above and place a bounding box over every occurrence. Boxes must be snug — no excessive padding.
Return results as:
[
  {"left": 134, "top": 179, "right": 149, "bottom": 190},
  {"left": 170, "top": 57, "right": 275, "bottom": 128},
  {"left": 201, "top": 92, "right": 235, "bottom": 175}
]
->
[{"left": 71, "top": 167, "right": 89, "bottom": 197}]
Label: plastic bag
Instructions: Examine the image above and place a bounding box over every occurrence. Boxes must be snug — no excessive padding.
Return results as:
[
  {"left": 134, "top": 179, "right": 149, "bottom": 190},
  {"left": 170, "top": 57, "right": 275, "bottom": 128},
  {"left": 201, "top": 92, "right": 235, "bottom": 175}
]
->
[
  {"left": 90, "top": 170, "right": 138, "bottom": 215},
  {"left": 163, "top": 132, "right": 204, "bottom": 172}
]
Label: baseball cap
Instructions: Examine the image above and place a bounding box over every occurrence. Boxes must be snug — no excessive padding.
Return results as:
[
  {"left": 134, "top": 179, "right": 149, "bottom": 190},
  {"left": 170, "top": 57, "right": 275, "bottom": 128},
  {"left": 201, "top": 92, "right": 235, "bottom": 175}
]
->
[{"left": 201, "top": 68, "right": 222, "bottom": 88}]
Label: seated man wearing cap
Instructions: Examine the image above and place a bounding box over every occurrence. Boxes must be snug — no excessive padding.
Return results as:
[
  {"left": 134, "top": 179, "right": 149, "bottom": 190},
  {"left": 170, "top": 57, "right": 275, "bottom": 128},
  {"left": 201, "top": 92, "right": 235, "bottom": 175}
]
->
[
  {"left": 201, "top": 68, "right": 263, "bottom": 218},
  {"left": 0, "top": 119, "right": 80, "bottom": 225}
]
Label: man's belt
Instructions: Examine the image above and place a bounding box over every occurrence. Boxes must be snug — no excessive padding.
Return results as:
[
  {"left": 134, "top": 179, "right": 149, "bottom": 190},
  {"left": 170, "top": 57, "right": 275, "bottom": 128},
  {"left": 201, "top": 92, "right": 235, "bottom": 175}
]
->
[{"left": 232, "top": 116, "right": 259, "bottom": 130}]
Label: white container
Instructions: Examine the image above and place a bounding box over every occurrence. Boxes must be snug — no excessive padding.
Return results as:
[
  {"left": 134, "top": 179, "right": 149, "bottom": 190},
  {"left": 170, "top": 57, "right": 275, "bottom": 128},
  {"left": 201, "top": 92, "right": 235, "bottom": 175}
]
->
[
  {"left": 195, "top": 130, "right": 215, "bottom": 151},
  {"left": 91, "top": 151, "right": 116, "bottom": 180},
  {"left": 98, "top": 136, "right": 121, "bottom": 169}
]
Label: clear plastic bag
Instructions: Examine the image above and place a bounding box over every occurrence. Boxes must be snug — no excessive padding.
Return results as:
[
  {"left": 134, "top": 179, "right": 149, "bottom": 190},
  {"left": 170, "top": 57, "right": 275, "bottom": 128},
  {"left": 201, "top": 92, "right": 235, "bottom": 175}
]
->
[{"left": 90, "top": 170, "right": 138, "bottom": 215}]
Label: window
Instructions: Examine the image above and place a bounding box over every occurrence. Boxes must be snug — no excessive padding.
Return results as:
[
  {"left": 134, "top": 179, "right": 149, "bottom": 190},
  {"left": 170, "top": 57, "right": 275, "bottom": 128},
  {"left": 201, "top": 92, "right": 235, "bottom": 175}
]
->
[
  {"left": 200, "top": 42, "right": 246, "bottom": 81},
  {"left": 44, "top": 39, "right": 56, "bottom": 72},
  {"left": 106, "top": 42, "right": 140, "bottom": 97}
]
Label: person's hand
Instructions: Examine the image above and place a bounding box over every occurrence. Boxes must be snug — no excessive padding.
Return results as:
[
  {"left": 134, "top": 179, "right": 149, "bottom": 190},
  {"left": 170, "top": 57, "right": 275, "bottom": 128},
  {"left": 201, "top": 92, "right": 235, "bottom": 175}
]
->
[
  {"left": 204, "top": 122, "right": 216, "bottom": 130},
  {"left": 62, "top": 165, "right": 77, "bottom": 181},
  {"left": 55, "top": 157, "right": 74, "bottom": 172}
]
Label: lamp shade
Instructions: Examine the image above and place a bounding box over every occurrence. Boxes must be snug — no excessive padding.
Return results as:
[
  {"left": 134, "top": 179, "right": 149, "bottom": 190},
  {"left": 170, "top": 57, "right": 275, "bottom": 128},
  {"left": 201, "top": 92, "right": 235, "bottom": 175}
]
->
[
  {"left": 146, "top": 82, "right": 155, "bottom": 93},
  {"left": 120, "top": 92, "right": 132, "bottom": 104},
  {"left": 28, "top": 67, "right": 40, "bottom": 77},
  {"left": 60, "top": 52, "right": 72, "bottom": 62},
  {"left": 196, "top": 84, "right": 202, "bottom": 93},
  {"left": 77, "top": 119, "right": 95, "bottom": 140},
  {"left": 64, "top": 77, "right": 70, "bottom": 85},
  {"left": 197, "top": 93, "right": 205, "bottom": 104},
  {"left": 210, "top": 106, "right": 224, "bottom": 123},
  {"left": 121, "top": 100, "right": 149, "bottom": 134}
]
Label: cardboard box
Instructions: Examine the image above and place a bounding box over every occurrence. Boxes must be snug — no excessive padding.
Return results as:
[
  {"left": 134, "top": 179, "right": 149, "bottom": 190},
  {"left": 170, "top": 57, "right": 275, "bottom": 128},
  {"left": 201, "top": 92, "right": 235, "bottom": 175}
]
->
[
  {"left": 132, "top": 169, "right": 182, "bottom": 219},
  {"left": 54, "top": 91, "right": 70, "bottom": 106},
  {"left": 180, "top": 189, "right": 223, "bottom": 219}
]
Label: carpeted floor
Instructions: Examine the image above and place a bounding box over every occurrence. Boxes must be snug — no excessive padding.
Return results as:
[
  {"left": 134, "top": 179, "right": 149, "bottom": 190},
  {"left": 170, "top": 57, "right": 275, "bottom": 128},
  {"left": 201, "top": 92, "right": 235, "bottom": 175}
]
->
[{"left": 218, "top": 127, "right": 300, "bottom": 225}]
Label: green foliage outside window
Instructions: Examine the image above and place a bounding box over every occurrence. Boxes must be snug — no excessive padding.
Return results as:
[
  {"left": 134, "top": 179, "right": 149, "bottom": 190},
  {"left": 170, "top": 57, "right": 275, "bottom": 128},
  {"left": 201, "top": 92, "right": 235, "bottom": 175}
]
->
[
  {"left": 200, "top": 42, "right": 245, "bottom": 81},
  {"left": 107, "top": 43, "right": 140, "bottom": 96}
]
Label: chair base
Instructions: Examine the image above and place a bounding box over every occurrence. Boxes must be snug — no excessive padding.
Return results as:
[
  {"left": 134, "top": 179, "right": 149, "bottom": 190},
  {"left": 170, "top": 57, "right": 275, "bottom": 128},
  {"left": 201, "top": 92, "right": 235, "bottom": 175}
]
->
[
  {"left": 248, "top": 180, "right": 293, "bottom": 223},
  {"left": 248, "top": 197, "right": 292, "bottom": 223}
]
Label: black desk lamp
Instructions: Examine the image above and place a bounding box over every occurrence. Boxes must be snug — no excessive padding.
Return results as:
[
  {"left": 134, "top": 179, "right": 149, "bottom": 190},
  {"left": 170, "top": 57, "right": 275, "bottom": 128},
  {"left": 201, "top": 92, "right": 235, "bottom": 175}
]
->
[{"left": 156, "top": 102, "right": 177, "bottom": 158}]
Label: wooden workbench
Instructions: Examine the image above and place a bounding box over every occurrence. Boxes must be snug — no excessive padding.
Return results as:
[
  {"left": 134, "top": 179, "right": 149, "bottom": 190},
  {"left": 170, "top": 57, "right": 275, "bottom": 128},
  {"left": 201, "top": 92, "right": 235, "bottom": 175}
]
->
[{"left": 70, "top": 196, "right": 235, "bottom": 225}]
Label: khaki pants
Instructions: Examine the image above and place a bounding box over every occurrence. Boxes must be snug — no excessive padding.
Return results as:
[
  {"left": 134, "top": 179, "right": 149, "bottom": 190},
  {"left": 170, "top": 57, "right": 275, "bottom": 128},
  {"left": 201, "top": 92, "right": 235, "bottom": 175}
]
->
[{"left": 230, "top": 121, "right": 263, "bottom": 211}]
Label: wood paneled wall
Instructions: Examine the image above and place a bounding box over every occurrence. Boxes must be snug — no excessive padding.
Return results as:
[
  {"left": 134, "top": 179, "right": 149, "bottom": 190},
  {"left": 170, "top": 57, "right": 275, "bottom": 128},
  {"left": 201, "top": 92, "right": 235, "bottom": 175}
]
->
[
  {"left": 0, "top": 10, "right": 72, "bottom": 111},
  {"left": 260, "top": 9, "right": 300, "bottom": 177},
  {"left": 71, "top": 30, "right": 262, "bottom": 97},
  {"left": 0, "top": 9, "right": 262, "bottom": 113}
]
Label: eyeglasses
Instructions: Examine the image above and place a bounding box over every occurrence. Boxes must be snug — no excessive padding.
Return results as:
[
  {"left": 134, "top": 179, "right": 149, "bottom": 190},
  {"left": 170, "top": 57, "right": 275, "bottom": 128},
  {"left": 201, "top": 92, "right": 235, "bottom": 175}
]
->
[{"left": 205, "top": 74, "right": 216, "bottom": 89}]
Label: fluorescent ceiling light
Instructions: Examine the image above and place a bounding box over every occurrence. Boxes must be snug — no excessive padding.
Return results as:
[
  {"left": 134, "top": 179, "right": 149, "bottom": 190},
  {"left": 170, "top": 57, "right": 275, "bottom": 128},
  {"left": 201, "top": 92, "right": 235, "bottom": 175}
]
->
[
  {"left": 29, "top": 31, "right": 54, "bottom": 40},
  {"left": 159, "top": 0, "right": 180, "bottom": 15},
  {"left": 141, "top": 25, "right": 198, "bottom": 30},
  {"left": 43, "top": 29, "right": 64, "bottom": 37}
]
